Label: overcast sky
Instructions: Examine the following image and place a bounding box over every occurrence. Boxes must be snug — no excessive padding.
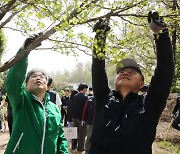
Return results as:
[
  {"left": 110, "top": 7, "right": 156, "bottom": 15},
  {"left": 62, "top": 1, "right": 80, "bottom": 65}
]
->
[{"left": 2, "top": 28, "right": 92, "bottom": 74}]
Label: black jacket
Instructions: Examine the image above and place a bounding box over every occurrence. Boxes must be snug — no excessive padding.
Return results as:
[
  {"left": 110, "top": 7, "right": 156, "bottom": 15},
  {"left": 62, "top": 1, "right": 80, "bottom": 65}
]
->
[
  {"left": 61, "top": 96, "right": 70, "bottom": 107},
  {"left": 72, "top": 93, "right": 88, "bottom": 120},
  {"left": 89, "top": 31, "right": 174, "bottom": 154}
]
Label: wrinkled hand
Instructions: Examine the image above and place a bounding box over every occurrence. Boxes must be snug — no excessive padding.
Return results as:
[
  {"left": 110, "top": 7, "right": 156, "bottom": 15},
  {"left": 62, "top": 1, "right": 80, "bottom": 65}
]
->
[
  {"left": 23, "top": 32, "right": 43, "bottom": 49},
  {"left": 93, "top": 18, "right": 111, "bottom": 35},
  {"left": 148, "top": 11, "right": 167, "bottom": 33},
  {"left": 81, "top": 121, "right": 86, "bottom": 126}
]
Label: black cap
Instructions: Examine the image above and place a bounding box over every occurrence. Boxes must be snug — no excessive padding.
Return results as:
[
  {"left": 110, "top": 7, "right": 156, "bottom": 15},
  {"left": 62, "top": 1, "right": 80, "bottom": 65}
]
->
[{"left": 116, "top": 58, "right": 143, "bottom": 79}]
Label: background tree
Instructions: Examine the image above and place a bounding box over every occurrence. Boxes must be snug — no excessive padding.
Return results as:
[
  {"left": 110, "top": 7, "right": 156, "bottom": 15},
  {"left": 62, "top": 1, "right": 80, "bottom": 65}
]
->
[{"left": 0, "top": 0, "right": 179, "bottom": 91}]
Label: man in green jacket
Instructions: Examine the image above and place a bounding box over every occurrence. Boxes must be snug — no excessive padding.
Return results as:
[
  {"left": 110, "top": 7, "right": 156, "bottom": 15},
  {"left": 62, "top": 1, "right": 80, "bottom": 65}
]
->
[{"left": 5, "top": 34, "right": 69, "bottom": 154}]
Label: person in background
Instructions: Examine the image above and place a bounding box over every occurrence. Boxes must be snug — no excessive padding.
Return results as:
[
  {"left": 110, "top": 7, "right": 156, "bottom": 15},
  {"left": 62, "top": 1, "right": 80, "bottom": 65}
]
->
[
  {"left": 89, "top": 11, "right": 174, "bottom": 154},
  {"left": 47, "top": 77, "right": 62, "bottom": 109},
  {"left": 5, "top": 33, "right": 68, "bottom": 154},
  {"left": 171, "top": 96, "right": 180, "bottom": 131},
  {"left": 66, "top": 90, "right": 79, "bottom": 152},
  {"left": 0, "top": 95, "right": 7, "bottom": 133},
  {"left": 0, "top": 96, "right": 13, "bottom": 135},
  {"left": 61, "top": 88, "right": 70, "bottom": 127},
  {"left": 81, "top": 87, "right": 95, "bottom": 154},
  {"left": 67, "top": 90, "right": 78, "bottom": 127},
  {"left": 71, "top": 83, "right": 88, "bottom": 154},
  {"left": 0, "top": 93, "right": 2, "bottom": 132},
  {"left": 87, "top": 87, "right": 93, "bottom": 96}
]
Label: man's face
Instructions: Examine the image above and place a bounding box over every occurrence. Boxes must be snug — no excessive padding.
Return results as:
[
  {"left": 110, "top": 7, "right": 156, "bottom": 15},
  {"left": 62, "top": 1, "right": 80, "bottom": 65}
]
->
[
  {"left": 81, "top": 88, "right": 87, "bottom": 94},
  {"left": 65, "top": 90, "right": 69, "bottom": 96},
  {"left": 114, "top": 68, "right": 144, "bottom": 92},
  {"left": 26, "top": 72, "right": 47, "bottom": 94}
]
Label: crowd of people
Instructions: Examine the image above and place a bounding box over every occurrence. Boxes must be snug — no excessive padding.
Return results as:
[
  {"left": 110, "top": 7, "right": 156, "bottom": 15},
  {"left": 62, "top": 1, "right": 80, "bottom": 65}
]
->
[{"left": 0, "top": 11, "right": 179, "bottom": 154}]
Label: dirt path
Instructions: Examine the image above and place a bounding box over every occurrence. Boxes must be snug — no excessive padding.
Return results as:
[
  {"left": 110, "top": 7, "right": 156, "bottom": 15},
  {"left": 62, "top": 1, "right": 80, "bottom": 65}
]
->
[
  {"left": 0, "top": 121, "right": 179, "bottom": 154},
  {"left": 0, "top": 131, "right": 9, "bottom": 154},
  {"left": 0, "top": 131, "right": 175, "bottom": 154}
]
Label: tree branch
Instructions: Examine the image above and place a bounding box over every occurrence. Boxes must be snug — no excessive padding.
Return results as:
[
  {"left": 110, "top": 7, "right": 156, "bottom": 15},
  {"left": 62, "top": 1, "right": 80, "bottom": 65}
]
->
[
  {"left": 0, "top": 0, "right": 17, "bottom": 20},
  {"left": 0, "top": 5, "right": 28, "bottom": 29},
  {"left": 0, "top": 0, "right": 100, "bottom": 72}
]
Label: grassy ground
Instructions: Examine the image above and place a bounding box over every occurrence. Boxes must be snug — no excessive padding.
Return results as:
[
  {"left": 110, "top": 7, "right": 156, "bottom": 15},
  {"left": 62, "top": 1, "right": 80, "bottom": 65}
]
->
[
  {"left": 153, "top": 121, "right": 180, "bottom": 154},
  {"left": 157, "top": 141, "right": 180, "bottom": 154}
]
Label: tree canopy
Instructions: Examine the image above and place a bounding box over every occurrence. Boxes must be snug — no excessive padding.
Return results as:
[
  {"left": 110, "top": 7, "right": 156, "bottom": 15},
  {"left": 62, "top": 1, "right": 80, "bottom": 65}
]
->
[{"left": 0, "top": 0, "right": 179, "bottom": 90}]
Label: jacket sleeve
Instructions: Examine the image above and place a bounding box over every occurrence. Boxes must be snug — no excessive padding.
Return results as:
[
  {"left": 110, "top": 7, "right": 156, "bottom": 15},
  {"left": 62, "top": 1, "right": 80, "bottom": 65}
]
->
[
  {"left": 92, "top": 34, "right": 110, "bottom": 110},
  {"left": 6, "top": 48, "right": 28, "bottom": 111},
  {"left": 145, "top": 31, "right": 175, "bottom": 119},
  {"left": 57, "top": 125, "right": 69, "bottom": 154}
]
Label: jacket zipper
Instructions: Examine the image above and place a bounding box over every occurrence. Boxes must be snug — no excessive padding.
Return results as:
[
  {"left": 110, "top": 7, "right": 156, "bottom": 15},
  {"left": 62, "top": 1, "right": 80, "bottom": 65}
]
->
[
  {"left": 13, "top": 132, "right": 24, "bottom": 153},
  {"left": 41, "top": 105, "right": 47, "bottom": 154}
]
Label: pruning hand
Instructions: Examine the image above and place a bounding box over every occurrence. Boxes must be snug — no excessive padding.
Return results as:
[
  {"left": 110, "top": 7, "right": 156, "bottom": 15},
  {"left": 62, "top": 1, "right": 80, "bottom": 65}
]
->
[
  {"left": 23, "top": 32, "right": 43, "bottom": 49},
  {"left": 93, "top": 18, "right": 111, "bottom": 36},
  {"left": 148, "top": 11, "right": 167, "bottom": 33}
]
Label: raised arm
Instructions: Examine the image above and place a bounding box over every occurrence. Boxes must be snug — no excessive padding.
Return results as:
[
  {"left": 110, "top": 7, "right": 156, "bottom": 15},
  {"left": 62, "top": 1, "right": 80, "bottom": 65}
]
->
[
  {"left": 145, "top": 11, "right": 175, "bottom": 118},
  {"left": 6, "top": 34, "right": 42, "bottom": 111},
  {"left": 92, "top": 19, "right": 111, "bottom": 109},
  {"left": 6, "top": 48, "right": 28, "bottom": 110}
]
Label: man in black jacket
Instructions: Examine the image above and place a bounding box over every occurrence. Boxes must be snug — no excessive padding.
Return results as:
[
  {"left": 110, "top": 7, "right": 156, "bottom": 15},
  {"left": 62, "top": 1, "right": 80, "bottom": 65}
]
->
[
  {"left": 71, "top": 83, "right": 88, "bottom": 154},
  {"left": 61, "top": 88, "right": 70, "bottom": 127},
  {"left": 89, "top": 11, "right": 174, "bottom": 154}
]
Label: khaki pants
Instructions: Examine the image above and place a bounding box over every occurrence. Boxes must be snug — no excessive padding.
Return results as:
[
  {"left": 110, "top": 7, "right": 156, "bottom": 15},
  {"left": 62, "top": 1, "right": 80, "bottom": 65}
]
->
[
  {"left": 72, "top": 118, "right": 87, "bottom": 151},
  {"left": 85, "top": 124, "right": 93, "bottom": 154}
]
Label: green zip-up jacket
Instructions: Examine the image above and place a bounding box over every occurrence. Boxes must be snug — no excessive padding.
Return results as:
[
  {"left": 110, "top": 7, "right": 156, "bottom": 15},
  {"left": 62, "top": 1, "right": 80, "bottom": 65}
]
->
[{"left": 5, "top": 48, "right": 69, "bottom": 154}]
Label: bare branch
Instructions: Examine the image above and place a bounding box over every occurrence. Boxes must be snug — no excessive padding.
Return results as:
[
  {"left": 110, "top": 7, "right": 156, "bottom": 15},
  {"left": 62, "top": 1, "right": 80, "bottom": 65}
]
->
[
  {"left": 0, "top": 0, "right": 17, "bottom": 20},
  {"left": 0, "top": 5, "right": 28, "bottom": 28},
  {"left": 49, "top": 38, "right": 91, "bottom": 49},
  {"left": 120, "top": 16, "right": 146, "bottom": 27}
]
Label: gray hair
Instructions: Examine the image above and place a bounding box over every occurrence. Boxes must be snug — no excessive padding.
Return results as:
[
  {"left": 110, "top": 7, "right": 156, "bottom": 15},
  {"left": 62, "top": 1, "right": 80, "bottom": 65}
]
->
[{"left": 25, "top": 68, "right": 48, "bottom": 83}]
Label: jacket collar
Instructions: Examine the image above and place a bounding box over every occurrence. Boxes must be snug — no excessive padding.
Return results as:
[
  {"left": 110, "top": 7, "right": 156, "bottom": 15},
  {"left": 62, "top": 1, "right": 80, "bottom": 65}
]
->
[
  {"left": 112, "top": 90, "right": 139, "bottom": 102},
  {"left": 26, "top": 90, "right": 50, "bottom": 105}
]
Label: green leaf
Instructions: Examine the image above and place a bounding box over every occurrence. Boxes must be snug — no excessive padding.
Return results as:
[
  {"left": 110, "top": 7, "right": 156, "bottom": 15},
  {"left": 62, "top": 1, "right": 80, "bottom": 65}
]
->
[
  {"left": 67, "top": 5, "right": 74, "bottom": 12},
  {"left": 19, "top": 13, "right": 25, "bottom": 17},
  {"left": 36, "top": 12, "right": 42, "bottom": 19},
  {"left": 38, "top": 22, "right": 45, "bottom": 28}
]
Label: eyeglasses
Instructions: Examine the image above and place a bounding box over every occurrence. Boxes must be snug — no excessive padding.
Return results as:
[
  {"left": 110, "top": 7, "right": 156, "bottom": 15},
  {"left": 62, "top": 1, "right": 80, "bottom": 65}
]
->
[{"left": 30, "top": 73, "right": 46, "bottom": 79}]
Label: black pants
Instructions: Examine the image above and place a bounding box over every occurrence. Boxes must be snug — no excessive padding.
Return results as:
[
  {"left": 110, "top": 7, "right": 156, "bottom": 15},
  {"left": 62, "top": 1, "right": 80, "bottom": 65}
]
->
[
  {"left": 8, "top": 115, "right": 13, "bottom": 135},
  {"left": 61, "top": 107, "right": 67, "bottom": 126},
  {"left": 172, "top": 115, "right": 180, "bottom": 131}
]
